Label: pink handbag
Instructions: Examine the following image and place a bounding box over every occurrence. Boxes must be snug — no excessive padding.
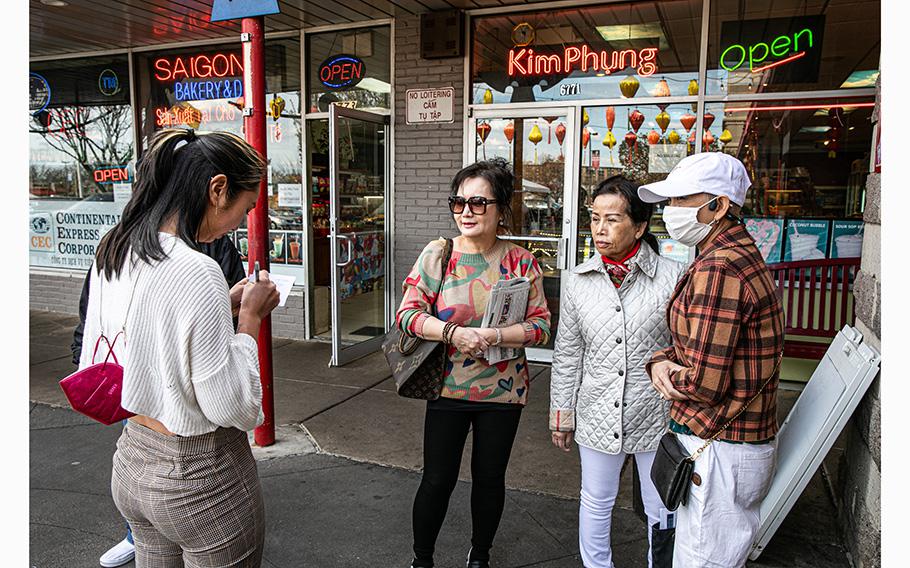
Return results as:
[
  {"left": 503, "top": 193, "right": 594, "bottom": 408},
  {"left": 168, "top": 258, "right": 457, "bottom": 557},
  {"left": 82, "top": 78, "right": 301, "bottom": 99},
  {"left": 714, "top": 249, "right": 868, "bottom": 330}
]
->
[{"left": 59, "top": 332, "right": 135, "bottom": 425}]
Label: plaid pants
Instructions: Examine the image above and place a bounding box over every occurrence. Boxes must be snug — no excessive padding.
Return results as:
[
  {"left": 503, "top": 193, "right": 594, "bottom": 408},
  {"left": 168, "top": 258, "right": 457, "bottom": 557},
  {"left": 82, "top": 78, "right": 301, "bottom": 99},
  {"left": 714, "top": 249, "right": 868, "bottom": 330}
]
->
[{"left": 112, "top": 421, "right": 265, "bottom": 568}]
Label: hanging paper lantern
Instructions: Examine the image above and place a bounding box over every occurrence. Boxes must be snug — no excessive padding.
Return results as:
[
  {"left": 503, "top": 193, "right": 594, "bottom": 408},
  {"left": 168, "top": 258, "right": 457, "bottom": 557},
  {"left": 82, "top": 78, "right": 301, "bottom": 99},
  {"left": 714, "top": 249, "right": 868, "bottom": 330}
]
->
[
  {"left": 668, "top": 130, "right": 681, "bottom": 144},
  {"left": 543, "top": 116, "right": 558, "bottom": 144},
  {"left": 680, "top": 113, "right": 696, "bottom": 132},
  {"left": 605, "top": 107, "right": 615, "bottom": 131},
  {"left": 720, "top": 129, "right": 733, "bottom": 144},
  {"left": 654, "top": 78, "right": 671, "bottom": 111},
  {"left": 529, "top": 123, "right": 543, "bottom": 164},
  {"left": 688, "top": 79, "right": 699, "bottom": 96},
  {"left": 602, "top": 130, "right": 617, "bottom": 148},
  {"left": 269, "top": 94, "right": 286, "bottom": 121},
  {"left": 648, "top": 130, "right": 660, "bottom": 145},
  {"left": 703, "top": 112, "right": 715, "bottom": 131},
  {"left": 503, "top": 122, "right": 514, "bottom": 144},
  {"left": 655, "top": 111, "right": 670, "bottom": 134},
  {"left": 688, "top": 130, "right": 696, "bottom": 143},
  {"left": 624, "top": 132, "right": 638, "bottom": 145},
  {"left": 602, "top": 130, "right": 617, "bottom": 164},
  {"left": 555, "top": 123, "right": 566, "bottom": 145},
  {"left": 483, "top": 89, "right": 493, "bottom": 104},
  {"left": 476, "top": 122, "right": 491, "bottom": 143},
  {"left": 620, "top": 75, "right": 640, "bottom": 98},
  {"left": 629, "top": 109, "right": 645, "bottom": 133},
  {"left": 703, "top": 130, "right": 715, "bottom": 150},
  {"left": 583, "top": 109, "right": 590, "bottom": 127},
  {"left": 582, "top": 127, "right": 591, "bottom": 148}
]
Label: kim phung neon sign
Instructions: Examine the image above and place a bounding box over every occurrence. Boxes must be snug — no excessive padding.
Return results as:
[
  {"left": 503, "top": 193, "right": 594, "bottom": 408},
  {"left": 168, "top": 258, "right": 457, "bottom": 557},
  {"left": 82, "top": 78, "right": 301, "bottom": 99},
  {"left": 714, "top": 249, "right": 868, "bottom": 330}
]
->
[{"left": 507, "top": 46, "right": 658, "bottom": 77}]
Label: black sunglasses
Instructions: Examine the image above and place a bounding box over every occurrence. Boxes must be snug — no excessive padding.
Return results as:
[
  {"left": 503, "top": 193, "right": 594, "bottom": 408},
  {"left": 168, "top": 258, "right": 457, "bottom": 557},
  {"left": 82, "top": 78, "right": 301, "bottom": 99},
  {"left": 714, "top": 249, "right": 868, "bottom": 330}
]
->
[{"left": 448, "top": 196, "right": 498, "bottom": 215}]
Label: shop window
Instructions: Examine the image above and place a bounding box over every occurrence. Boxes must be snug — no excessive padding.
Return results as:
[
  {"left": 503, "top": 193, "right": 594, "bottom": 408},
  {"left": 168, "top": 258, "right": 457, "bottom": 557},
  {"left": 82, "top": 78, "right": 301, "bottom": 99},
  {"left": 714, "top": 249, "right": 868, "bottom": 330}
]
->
[
  {"left": 471, "top": 1, "right": 703, "bottom": 105},
  {"left": 306, "top": 26, "right": 391, "bottom": 113},
  {"left": 702, "top": 99, "right": 872, "bottom": 263},
  {"left": 133, "top": 38, "right": 304, "bottom": 279},
  {"left": 29, "top": 55, "right": 134, "bottom": 270},
  {"left": 706, "top": 0, "right": 880, "bottom": 96},
  {"left": 577, "top": 104, "right": 699, "bottom": 265}
]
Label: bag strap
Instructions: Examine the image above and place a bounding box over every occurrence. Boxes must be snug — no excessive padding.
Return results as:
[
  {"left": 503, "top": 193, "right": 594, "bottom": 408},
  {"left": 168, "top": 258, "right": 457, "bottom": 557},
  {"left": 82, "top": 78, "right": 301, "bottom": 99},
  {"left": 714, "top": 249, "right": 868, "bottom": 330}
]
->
[
  {"left": 432, "top": 238, "right": 454, "bottom": 318},
  {"left": 688, "top": 352, "right": 783, "bottom": 460},
  {"left": 90, "top": 331, "right": 123, "bottom": 366}
]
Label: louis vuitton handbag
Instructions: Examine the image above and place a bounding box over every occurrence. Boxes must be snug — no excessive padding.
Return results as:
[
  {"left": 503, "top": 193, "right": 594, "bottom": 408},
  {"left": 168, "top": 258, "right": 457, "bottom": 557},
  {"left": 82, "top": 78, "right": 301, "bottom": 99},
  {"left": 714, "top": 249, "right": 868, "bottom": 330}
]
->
[
  {"left": 381, "top": 238, "right": 453, "bottom": 400},
  {"left": 650, "top": 355, "right": 782, "bottom": 511}
]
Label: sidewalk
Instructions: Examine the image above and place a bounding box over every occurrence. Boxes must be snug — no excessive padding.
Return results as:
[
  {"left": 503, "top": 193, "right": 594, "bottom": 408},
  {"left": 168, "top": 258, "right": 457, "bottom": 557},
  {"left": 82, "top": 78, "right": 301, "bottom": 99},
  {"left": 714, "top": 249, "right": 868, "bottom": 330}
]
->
[{"left": 30, "top": 309, "right": 850, "bottom": 567}]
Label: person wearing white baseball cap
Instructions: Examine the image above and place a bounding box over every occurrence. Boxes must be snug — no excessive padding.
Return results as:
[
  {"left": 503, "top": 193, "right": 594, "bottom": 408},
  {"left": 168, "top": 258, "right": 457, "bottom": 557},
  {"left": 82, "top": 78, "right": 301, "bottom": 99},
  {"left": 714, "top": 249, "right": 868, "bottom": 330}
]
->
[{"left": 638, "top": 152, "right": 786, "bottom": 567}]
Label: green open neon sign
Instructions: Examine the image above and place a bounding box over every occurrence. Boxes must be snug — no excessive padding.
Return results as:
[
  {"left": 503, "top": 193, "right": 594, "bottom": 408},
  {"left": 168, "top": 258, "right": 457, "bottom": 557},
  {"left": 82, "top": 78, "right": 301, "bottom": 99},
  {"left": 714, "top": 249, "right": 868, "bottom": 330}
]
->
[{"left": 720, "top": 28, "right": 814, "bottom": 72}]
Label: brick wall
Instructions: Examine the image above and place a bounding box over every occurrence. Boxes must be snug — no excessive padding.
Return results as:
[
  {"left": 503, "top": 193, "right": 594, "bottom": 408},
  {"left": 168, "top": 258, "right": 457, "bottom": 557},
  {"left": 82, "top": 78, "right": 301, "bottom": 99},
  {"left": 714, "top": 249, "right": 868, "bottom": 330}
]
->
[
  {"left": 392, "top": 14, "right": 465, "bottom": 304},
  {"left": 29, "top": 269, "right": 307, "bottom": 340},
  {"left": 837, "top": 74, "right": 881, "bottom": 568}
]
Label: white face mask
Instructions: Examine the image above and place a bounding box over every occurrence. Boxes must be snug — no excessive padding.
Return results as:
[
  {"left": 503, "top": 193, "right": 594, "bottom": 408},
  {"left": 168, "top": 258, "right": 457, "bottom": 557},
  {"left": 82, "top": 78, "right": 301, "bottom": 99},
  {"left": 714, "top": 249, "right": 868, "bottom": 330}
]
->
[{"left": 662, "top": 197, "right": 718, "bottom": 247}]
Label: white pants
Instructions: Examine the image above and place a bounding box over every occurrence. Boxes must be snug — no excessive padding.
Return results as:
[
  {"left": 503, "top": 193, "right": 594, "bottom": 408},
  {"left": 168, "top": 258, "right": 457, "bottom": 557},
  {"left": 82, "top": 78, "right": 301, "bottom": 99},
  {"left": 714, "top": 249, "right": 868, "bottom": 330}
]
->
[
  {"left": 672, "top": 433, "right": 777, "bottom": 568},
  {"left": 578, "top": 445, "right": 663, "bottom": 568}
]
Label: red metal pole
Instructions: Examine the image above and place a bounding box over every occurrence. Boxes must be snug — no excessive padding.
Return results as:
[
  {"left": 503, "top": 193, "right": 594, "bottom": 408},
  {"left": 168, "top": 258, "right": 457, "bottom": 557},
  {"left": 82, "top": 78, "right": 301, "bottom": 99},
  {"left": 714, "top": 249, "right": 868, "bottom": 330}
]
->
[{"left": 242, "top": 16, "right": 275, "bottom": 447}]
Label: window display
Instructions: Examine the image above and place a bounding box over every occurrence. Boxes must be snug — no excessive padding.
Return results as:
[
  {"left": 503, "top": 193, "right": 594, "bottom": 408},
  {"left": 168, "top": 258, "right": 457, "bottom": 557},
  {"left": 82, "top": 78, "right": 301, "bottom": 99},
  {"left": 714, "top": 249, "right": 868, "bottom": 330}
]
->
[{"left": 29, "top": 55, "right": 134, "bottom": 269}]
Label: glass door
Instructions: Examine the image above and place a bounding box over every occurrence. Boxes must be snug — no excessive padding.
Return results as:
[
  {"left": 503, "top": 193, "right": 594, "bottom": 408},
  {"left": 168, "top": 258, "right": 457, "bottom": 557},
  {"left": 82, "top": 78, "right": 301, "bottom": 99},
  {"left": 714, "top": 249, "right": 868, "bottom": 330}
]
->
[
  {"left": 468, "top": 107, "right": 579, "bottom": 362},
  {"left": 328, "top": 105, "right": 390, "bottom": 366}
]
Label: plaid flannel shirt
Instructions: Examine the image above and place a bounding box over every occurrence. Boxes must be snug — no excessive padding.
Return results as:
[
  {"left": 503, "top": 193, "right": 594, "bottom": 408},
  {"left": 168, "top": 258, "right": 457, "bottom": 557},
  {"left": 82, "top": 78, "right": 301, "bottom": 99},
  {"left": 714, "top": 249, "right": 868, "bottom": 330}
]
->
[{"left": 648, "top": 223, "right": 785, "bottom": 442}]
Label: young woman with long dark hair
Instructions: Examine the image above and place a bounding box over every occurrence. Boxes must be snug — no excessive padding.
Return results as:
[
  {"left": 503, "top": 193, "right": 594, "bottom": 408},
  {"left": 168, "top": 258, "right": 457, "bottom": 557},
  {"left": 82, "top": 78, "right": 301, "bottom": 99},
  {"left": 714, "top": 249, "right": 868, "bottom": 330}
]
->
[{"left": 78, "top": 128, "right": 279, "bottom": 567}]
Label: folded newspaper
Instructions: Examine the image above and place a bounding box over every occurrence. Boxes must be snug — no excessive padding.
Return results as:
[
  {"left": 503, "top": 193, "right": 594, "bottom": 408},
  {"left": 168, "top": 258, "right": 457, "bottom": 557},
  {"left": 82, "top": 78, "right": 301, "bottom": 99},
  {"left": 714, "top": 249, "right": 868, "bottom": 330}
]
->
[{"left": 481, "top": 276, "right": 530, "bottom": 364}]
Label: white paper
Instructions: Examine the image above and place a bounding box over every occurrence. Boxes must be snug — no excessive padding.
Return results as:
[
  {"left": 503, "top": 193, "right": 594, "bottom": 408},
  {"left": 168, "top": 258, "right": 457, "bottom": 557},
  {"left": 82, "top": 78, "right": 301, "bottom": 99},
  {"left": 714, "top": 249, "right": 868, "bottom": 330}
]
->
[
  {"left": 113, "top": 182, "right": 132, "bottom": 204},
  {"left": 278, "top": 183, "right": 302, "bottom": 208},
  {"left": 648, "top": 144, "right": 686, "bottom": 174},
  {"left": 268, "top": 273, "right": 296, "bottom": 307}
]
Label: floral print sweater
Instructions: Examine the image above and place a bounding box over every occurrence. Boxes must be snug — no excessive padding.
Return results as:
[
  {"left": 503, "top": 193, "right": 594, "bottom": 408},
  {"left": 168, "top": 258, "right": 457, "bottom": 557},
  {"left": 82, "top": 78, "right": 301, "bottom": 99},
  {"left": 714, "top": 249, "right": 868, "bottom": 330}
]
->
[{"left": 396, "top": 238, "right": 552, "bottom": 406}]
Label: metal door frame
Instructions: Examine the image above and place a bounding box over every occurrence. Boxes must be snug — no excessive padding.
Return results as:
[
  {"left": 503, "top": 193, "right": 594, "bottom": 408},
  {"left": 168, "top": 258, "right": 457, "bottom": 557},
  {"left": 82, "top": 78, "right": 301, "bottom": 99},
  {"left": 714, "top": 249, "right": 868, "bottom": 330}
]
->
[
  {"left": 328, "top": 104, "right": 391, "bottom": 366},
  {"left": 467, "top": 105, "right": 581, "bottom": 363}
]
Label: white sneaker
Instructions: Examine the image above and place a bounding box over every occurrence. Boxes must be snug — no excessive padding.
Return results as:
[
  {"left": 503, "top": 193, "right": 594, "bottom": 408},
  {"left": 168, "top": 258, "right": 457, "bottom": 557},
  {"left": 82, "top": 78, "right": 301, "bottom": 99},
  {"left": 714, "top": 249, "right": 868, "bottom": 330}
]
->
[{"left": 99, "top": 538, "right": 135, "bottom": 567}]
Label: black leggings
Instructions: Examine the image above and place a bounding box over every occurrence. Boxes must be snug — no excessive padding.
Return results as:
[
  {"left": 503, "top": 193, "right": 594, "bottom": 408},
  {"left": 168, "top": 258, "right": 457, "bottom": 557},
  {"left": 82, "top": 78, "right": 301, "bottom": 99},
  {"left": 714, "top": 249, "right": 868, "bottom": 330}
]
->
[{"left": 411, "top": 405, "right": 523, "bottom": 564}]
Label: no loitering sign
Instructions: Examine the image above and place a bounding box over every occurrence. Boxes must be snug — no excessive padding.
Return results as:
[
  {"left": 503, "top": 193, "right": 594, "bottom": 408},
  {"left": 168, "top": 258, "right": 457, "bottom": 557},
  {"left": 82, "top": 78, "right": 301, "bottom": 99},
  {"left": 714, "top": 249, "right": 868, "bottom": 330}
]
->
[{"left": 406, "top": 87, "right": 455, "bottom": 125}]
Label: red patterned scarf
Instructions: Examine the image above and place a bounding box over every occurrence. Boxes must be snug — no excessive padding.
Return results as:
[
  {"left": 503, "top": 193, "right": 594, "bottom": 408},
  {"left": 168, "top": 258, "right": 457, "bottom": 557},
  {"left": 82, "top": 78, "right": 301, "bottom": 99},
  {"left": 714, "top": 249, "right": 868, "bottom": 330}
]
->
[{"left": 602, "top": 241, "right": 642, "bottom": 288}]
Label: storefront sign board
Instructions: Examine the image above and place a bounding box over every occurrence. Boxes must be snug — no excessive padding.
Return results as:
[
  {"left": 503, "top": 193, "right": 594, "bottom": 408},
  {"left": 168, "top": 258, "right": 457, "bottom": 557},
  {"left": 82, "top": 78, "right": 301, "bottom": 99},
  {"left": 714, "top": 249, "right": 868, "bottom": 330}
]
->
[
  {"left": 648, "top": 144, "right": 686, "bottom": 174},
  {"left": 210, "top": 0, "right": 280, "bottom": 22},
  {"left": 783, "top": 219, "right": 830, "bottom": 261},
  {"left": 278, "top": 183, "right": 302, "bottom": 208},
  {"left": 745, "top": 217, "right": 784, "bottom": 263},
  {"left": 829, "top": 220, "right": 864, "bottom": 259},
  {"left": 406, "top": 88, "right": 455, "bottom": 124},
  {"left": 29, "top": 200, "right": 124, "bottom": 269}
]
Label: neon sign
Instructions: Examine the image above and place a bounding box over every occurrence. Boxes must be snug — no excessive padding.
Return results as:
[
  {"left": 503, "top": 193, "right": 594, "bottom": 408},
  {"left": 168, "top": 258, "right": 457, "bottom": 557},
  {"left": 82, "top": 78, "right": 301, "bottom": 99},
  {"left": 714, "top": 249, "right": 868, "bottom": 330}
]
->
[
  {"left": 93, "top": 165, "right": 131, "bottom": 184},
  {"left": 154, "top": 53, "right": 243, "bottom": 81},
  {"left": 507, "top": 46, "right": 658, "bottom": 77},
  {"left": 319, "top": 55, "right": 366, "bottom": 89},
  {"left": 174, "top": 78, "right": 243, "bottom": 101},
  {"left": 720, "top": 28, "right": 814, "bottom": 72},
  {"left": 154, "top": 104, "right": 237, "bottom": 128}
]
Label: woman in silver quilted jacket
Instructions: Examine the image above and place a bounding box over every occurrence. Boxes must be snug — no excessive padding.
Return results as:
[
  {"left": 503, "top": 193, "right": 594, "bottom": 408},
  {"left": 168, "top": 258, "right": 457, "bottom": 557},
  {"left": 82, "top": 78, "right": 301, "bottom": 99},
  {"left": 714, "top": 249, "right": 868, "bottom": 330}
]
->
[{"left": 549, "top": 175, "right": 685, "bottom": 568}]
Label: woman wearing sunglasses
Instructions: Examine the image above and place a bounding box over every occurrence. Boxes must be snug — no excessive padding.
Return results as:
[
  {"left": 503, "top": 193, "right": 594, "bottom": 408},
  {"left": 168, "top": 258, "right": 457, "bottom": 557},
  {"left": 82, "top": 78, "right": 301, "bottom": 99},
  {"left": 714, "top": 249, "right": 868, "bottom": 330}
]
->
[{"left": 396, "top": 158, "right": 552, "bottom": 568}]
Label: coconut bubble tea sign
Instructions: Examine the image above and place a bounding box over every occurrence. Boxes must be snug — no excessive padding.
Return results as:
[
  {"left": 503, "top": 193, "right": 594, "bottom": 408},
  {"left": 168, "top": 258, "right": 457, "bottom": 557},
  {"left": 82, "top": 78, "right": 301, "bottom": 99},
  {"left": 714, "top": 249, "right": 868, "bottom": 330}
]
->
[{"left": 784, "top": 219, "right": 831, "bottom": 261}]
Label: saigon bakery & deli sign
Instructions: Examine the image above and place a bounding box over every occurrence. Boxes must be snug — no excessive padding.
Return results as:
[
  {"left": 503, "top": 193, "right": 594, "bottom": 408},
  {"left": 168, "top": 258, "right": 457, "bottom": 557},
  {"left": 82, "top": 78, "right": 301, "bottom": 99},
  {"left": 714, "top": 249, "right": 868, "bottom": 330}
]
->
[
  {"left": 154, "top": 52, "right": 244, "bottom": 101},
  {"left": 507, "top": 46, "right": 658, "bottom": 77}
]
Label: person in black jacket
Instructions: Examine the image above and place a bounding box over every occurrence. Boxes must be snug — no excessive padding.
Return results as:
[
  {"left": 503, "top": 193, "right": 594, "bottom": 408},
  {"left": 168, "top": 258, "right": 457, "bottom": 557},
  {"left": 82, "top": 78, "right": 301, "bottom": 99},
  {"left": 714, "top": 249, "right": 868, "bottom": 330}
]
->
[{"left": 71, "top": 234, "right": 247, "bottom": 568}]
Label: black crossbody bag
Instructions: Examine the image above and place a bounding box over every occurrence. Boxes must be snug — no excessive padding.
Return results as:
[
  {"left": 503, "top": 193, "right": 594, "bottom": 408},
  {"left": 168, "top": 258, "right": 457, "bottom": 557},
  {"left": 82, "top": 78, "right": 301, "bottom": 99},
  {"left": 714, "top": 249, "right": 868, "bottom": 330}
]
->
[{"left": 650, "top": 355, "right": 781, "bottom": 511}]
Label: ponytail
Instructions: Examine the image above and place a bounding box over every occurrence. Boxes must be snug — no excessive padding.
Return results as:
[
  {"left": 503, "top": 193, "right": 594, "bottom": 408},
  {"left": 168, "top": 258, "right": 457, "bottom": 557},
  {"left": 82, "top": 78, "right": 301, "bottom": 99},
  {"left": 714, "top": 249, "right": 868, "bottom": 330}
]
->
[{"left": 95, "top": 128, "right": 265, "bottom": 280}]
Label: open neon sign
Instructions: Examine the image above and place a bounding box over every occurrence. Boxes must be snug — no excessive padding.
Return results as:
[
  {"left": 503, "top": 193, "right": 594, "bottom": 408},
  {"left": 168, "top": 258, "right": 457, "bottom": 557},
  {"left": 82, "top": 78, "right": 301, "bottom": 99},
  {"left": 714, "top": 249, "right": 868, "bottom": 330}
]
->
[
  {"left": 507, "top": 46, "right": 658, "bottom": 77},
  {"left": 93, "top": 165, "right": 131, "bottom": 184},
  {"left": 720, "top": 28, "right": 815, "bottom": 72}
]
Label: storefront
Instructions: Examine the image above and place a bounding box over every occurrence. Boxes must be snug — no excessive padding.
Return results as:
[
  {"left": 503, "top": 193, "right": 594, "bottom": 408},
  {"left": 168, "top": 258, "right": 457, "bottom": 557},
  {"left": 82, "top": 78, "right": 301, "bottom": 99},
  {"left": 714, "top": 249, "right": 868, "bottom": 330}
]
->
[{"left": 29, "top": 0, "right": 879, "bottom": 366}]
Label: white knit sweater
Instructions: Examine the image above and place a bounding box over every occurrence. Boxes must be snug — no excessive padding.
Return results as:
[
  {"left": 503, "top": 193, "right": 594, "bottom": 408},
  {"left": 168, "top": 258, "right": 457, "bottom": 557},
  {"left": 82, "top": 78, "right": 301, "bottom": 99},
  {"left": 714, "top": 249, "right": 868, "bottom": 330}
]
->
[{"left": 79, "top": 233, "right": 263, "bottom": 436}]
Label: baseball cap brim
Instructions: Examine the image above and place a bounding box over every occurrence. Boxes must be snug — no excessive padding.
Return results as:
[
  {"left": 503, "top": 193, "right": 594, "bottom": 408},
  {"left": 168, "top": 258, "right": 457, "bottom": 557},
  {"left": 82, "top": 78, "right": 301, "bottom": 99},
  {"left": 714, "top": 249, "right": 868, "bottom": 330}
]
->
[{"left": 637, "top": 177, "right": 701, "bottom": 203}]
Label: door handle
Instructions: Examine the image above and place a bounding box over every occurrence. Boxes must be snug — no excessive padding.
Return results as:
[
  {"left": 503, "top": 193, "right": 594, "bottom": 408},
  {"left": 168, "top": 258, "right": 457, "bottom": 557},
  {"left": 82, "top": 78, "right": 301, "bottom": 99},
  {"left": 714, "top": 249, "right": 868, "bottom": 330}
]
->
[
  {"left": 556, "top": 236, "right": 570, "bottom": 271},
  {"left": 336, "top": 234, "right": 355, "bottom": 267}
]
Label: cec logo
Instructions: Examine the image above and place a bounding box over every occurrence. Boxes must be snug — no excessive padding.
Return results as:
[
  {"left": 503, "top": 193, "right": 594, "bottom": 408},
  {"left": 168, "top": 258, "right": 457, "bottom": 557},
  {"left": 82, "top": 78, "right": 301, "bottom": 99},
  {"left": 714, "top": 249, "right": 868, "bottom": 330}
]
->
[{"left": 30, "top": 214, "right": 55, "bottom": 252}]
